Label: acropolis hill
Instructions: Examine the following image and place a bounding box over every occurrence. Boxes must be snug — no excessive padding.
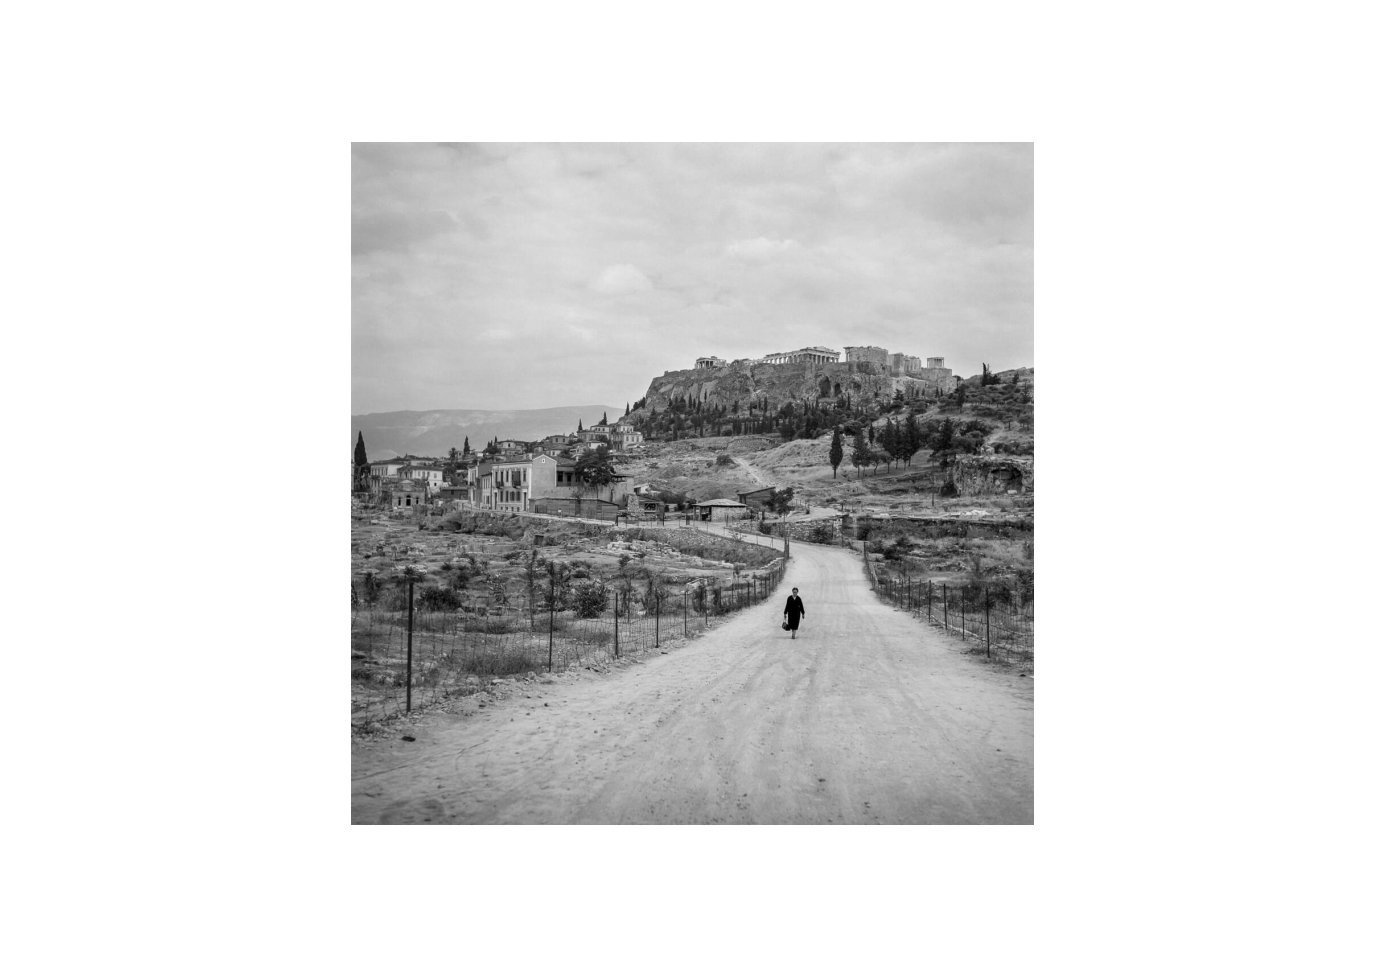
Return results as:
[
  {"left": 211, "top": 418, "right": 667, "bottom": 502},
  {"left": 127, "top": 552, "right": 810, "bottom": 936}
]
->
[{"left": 633, "top": 347, "right": 955, "bottom": 417}]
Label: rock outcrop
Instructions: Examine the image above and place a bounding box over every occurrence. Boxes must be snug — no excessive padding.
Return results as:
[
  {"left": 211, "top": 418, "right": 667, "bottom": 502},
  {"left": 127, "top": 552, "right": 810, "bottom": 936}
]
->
[
  {"left": 948, "top": 455, "right": 1033, "bottom": 496},
  {"left": 631, "top": 359, "right": 946, "bottom": 419}
]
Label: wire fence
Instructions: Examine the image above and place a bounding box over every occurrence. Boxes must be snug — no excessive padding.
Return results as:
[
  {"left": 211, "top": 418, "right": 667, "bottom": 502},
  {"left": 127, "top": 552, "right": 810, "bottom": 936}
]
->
[
  {"left": 861, "top": 543, "right": 1033, "bottom": 670},
  {"left": 351, "top": 557, "right": 788, "bottom": 728}
]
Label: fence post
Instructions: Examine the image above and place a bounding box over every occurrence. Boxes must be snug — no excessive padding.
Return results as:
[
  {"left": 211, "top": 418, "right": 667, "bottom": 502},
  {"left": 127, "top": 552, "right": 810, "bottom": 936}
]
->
[
  {"left": 547, "top": 566, "right": 555, "bottom": 673},
  {"left": 613, "top": 590, "right": 620, "bottom": 659},
  {"left": 927, "top": 580, "right": 932, "bottom": 620},
  {"left": 405, "top": 578, "right": 414, "bottom": 713},
  {"left": 683, "top": 590, "right": 688, "bottom": 636},
  {"left": 655, "top": 588, "right": 661, "bottom": 648},
  {"left": 943, "top": 584, "right": 949, "bottom": 632},
  {"left": 961, "top": 596, "right": 967, "bottom": 641},
  {"left": 985, "top": 589, "right": 991, "bottom": 659}
]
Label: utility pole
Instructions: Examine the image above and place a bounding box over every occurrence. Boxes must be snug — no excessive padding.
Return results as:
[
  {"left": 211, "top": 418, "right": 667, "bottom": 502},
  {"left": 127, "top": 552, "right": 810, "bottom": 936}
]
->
[
  {"left": 547, "top": 565, "right": 555, "bottom": 672},
  {"left": 405, "top": 578, "right": 414, "bottom": 712}
]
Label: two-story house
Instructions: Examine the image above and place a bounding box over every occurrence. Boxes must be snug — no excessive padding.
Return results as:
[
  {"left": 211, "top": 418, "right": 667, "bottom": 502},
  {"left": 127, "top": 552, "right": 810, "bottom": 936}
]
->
[
  {"left": 539, "top": 434, "right": 572, "bottom": 457},
  {"left": 608, "top": 423, "right": 644, "bottom": 452},
  {"left": 400, "top": 463, "right": 444, "bottom": 493},
  {"left": 486, "top": 457, "right": 531, "bottom": 512},
  {"left": 530, "top": 454, "right": 579, "bottom": 501}
]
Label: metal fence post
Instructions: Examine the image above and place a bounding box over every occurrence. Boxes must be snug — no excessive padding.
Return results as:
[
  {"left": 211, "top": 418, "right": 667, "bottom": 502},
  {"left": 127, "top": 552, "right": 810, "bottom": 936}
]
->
[
  {"left": 547, "top": 566, "right": 555, "bottom": 672},
  {"left": 655, "top": 588, "right": 660, "bottom": 648},
  {"left": 405, "top": 578, "right": 414, "bottom": 712},
  {"left": 985, "top": 589, "right": 991, "bottom": 659},
  {"left": 613, "top": 590, "right": 620, "bottom": 658},
  {"left": 927, "top": 580, "right": 932, "bottom": 620},
  {"left": 683, "top": 590, "right": 688, "bottom": 636},
  {"left": 943, "top": 585, "right": 949, "bottom": 632}
]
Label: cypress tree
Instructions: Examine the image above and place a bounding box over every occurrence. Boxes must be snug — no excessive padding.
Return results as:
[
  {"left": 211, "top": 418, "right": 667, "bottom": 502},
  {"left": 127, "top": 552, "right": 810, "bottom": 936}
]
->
[
  {"left": 903, "top": 416, "right": 921, "bottom": 466},
  {"left": 463, "top": 436, "right": 470, "bottom": 455},
  {"left": 353, "top": 431, "right": 368, "bottom": 486},
  {"left": 829, "top": 428, "right": 844, "bottom": 479}
]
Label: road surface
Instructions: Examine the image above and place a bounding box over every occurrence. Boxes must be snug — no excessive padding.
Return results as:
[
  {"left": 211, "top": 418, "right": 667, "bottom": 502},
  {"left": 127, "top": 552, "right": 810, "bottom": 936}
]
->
[{"left": 351, "top": 535, "right": 1033, "bottom": 824}]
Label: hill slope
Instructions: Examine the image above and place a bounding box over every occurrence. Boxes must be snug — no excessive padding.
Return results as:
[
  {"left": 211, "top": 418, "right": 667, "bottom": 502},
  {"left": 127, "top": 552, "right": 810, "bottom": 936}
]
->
[{"left": 351, "top": 406, "right": 618, "bottom": 460}]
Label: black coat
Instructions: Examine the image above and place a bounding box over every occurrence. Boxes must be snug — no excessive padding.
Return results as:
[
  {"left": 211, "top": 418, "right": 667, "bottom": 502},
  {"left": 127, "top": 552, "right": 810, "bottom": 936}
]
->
[{"left": 783, "top": 594, "right": 805, "bottom": 630}]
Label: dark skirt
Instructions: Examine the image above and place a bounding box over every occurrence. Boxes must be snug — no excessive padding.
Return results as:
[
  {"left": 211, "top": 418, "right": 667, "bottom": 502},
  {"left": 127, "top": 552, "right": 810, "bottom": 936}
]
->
[{"left": 786, "top": 613, "right": 801, "bottom": 631}]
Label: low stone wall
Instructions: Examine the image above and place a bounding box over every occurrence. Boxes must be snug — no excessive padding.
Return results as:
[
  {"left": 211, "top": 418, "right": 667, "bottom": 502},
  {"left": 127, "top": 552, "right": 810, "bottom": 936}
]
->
[
  {"left": 853, "top": 515, "right": 1032, "bottom": 541},
  {"left": 727, "top": 515, "right": 847, "bottom": 542}
]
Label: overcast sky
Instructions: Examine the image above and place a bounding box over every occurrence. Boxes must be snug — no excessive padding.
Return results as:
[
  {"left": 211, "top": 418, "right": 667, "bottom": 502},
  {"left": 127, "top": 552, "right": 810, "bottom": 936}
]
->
[{"left": 352, "top": 143, "right": 1032, "bottom": 415}]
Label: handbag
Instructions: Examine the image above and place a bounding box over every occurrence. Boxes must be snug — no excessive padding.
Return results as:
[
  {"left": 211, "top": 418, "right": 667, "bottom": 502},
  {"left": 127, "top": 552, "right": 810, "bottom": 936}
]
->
[{"left": 781, "top": 621, "right": 789, "bottom": 631}]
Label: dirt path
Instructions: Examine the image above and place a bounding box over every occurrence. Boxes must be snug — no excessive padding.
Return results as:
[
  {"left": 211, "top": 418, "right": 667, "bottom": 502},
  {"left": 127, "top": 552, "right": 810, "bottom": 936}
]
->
[
  {"left": 351, "top": 536, "right": 1033, "bottom": 824},
  {"left": 734, "top": 455, "right": 776, "bottom": 489}
]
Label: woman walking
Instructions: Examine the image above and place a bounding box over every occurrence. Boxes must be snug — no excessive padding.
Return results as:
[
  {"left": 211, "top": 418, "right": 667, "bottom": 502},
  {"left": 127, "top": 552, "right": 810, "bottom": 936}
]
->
[{"left": 783, "top": 587, "right": 806, "bottom": 640}]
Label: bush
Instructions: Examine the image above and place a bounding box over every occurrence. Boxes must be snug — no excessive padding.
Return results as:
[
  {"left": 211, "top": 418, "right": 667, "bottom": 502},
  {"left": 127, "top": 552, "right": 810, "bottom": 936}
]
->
[
  {"left": 715, "top": 454, "right": 734, "bottom": 466},
  {"left": 808, "top": 522, "right": 837, "bottom": 545},
  {"left": 570, "top": 580, "right": 609, "bottom": 618},
  {"left": 417, "top": 584, "right": 463, "bottom": 611},
  {"left": 880, "top": 536, "right": 911, "bottom": 561}
]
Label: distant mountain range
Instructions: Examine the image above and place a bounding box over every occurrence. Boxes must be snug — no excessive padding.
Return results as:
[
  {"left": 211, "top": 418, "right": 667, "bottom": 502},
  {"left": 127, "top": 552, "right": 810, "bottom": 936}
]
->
[{"left": 351, "top": 406, "right": 620, "bottom": 461}]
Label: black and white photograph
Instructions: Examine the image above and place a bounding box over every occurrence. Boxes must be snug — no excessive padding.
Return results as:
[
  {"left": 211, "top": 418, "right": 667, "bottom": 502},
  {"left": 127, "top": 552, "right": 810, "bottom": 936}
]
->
[
  {"left": 14, "top": 1, "right": 1386, "bottom": 962},
  {"left": 350, "top": 143, "right": 1034, "bottom": 824}
]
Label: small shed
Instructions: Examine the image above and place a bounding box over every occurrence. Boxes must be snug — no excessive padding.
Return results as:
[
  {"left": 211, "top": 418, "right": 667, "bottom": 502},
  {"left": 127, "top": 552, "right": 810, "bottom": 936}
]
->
[
  {"left": 737, "top": 486, "right": 778, "bottom": 511},
  {"left": 694, "top": 498, "right": 750, "bottom": 522}
]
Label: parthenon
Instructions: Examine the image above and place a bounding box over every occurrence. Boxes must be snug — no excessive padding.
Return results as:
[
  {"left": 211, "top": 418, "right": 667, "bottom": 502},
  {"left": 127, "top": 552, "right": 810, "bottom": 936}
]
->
[{"left": 758, "top": 346, "right": 841, "bottom": 365}]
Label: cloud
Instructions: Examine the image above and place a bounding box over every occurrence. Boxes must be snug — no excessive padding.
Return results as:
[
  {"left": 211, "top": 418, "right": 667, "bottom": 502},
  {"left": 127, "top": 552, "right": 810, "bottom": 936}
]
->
[
  {"left": 351, "top": 209, "right": 457, "bottom": 256},
  {"left": 590, "top": 263, "right": 653, "bottom": 294},
  {"left": 725, "top": 237, "right": 800, "bottom": 260},
  {"left": 352, "top": 143, "right": 1033, "bottom": 413}
]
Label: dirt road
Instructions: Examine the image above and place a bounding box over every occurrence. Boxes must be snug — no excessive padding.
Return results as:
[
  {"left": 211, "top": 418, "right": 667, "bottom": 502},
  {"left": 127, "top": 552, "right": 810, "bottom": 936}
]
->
[{"left": 351, "top": 536, "right": 1033, "bottom": 824}]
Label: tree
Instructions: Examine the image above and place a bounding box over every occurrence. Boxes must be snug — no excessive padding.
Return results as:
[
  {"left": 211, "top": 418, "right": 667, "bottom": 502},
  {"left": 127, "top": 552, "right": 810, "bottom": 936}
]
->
[
  {"left": 766, "top": 487, "right": 795, "bottom": 516},
  {"left": 879, "top": 421, "right": 898, "bottom": 469},
  {"left": 522, "top": 550, "right": 545, "bottom": 629},
  {"left": 353, "top": 431, "right": 368, "bottom": 488},
  {"left": 624, "top": 401, "right": 630, "bottom": 416},
  {"left": 829, "top": 427, "right": 844, "bottom": 478},
  {"left": 901, "top": 415, "right": 921, "bottom": 466},
  {"left": 577, "top": 418, "right": 584, "bottom": 432},
  {"left": 574, "top": 446, "right": 618, "bottom": 493},
  {"left": 851, "top": 430, "right": 870, "bottom": 479},
  {"left": 463, "top": 436, "right": 470, "bottom": 456}
]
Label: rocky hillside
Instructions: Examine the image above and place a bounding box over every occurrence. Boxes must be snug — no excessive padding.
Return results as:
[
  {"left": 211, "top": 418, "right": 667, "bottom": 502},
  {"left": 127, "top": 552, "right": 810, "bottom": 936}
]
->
[
  {"left": 960, "top": 366, "right": 1034, "bottom": 389},
  {"left": 630, "top": 360, "right": 944, "bottom": 420}
]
